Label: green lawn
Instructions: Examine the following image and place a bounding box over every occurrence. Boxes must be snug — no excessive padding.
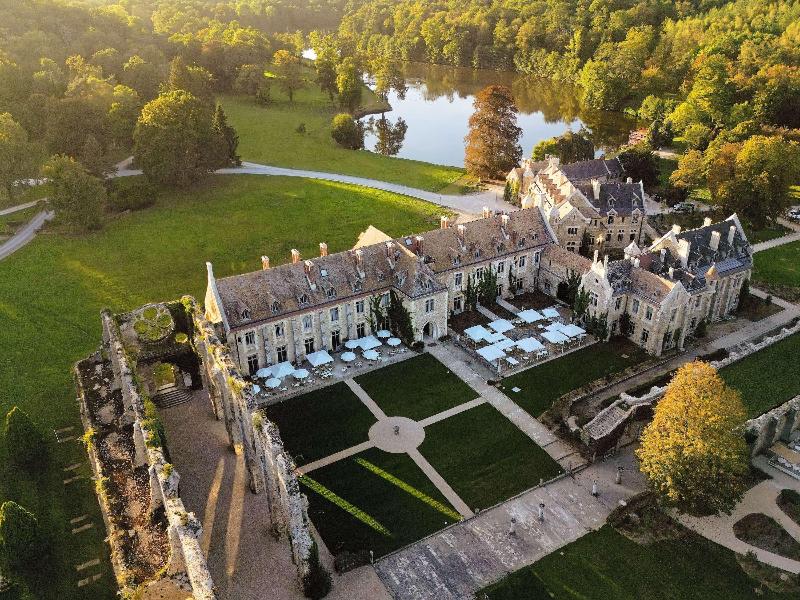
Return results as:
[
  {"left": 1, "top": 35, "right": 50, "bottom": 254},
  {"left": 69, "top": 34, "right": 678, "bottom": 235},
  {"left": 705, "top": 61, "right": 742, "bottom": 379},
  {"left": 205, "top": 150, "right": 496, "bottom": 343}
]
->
[
  {"left": 753, "top": 240, "right": 800, "bottom": 291},
  {"left": 300, "top": 447, "right": 459, "bottom": 558},
  {"left": 501, "top": 338, "right": 648, "bottom": 417},
  {"left": 419, "top": 404, "right": 563, "bottom": 510},
  {"left": 222, "top": 92, "right": 465, "bottom": 192},
  {"left": 481, "top": 525, "right": 795, "bottom": 600},
  {"left": 0, "top": 174, "right": 447, "bottom": 598},
  {"left": 262, "top": 382, "right": 376, "bottom": 465},
  {"left": 0, "top": 183, "right": 50, "bottom": 210},
  {"left": 720, "top": 333, "right": 800, "bottom": 418},
  {"left": 355, "top": 353, "right": 479, "bottom": 421},
  {"left": 0, "top": 204, "right": 41, "bottom": 235}
]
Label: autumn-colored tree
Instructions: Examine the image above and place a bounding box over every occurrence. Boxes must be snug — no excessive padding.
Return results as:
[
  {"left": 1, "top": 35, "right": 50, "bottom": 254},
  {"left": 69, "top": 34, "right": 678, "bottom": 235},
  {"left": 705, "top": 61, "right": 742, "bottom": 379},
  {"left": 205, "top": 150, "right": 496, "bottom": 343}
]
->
[
  {"left": 272, "top": 50, "right": 305, "bottom": 102},
  {"left": 464, "top": 85, "right": 521, "bottom": 179},
  {"left": 637, "top": 361, "right": 749, "bottom": 515}
]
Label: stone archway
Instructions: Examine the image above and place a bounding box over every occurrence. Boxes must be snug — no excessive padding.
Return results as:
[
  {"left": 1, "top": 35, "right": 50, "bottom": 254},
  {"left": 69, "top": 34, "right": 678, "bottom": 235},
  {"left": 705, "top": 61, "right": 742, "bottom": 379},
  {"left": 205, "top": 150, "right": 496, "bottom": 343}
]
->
[{"left": 422, "top": 322, "right": 438, "bottom": 340}]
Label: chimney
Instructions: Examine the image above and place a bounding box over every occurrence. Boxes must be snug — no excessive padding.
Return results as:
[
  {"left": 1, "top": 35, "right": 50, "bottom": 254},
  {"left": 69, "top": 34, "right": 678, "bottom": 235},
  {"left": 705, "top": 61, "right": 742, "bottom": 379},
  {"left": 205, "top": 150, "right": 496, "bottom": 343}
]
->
[
  {"left": 603, "top": 254, "right": 609, "bottom": 271},
  {"left": 593, "top": 249, "right": 599, "bottom": 264},
  {"left": 520, "top": 194, "right": 533, "bottom": 209},
  {"left": 660, "top": 248, "right": 666, "bottom": 261},
  {"left": 440, "top": 215, "right": 449, "bottom": 229},
  {"left": 592, "top": 179, "right": 601, "bottom": 200},
  {"left": 710, "top": 230, "right": 720, "bottom": 251},
  {"left": 728, "top": 224, "right": 736, "bottom": 245},
  {"left": 671, "top": 224, "right": 681, "bottom": 235},
  {"left": 482, "top": 206, "right": 491, "bottom": 219},
  {"left": 634, "top": 257, "right": 640, "bottom": 268},
  {"left": 626, "top": 177, "right": 633, "bottom": 184},
  {"left": 261, "top": 255, "right": 270, "bottom": 270},
  {"left": 304, "top": 259, "right": 313, "bottom": 276},
  {"left": 385, "top": 240, "right": 393, "bottom": 257},
  {"left": 457, "top": 224, "right": 466, "bottom": 246},
  {"left": 291, "top": 249, "right": 300, "bottom": 263},
  {"left": 414, "top": 235, "right": 424, "bottom": 255},
  {"left": 319, "top": 242, "right": 328, "bottom": 257},
  {"left": 354, "top": 249, "right": 364, "bottom": 275},
  {"left": 501, "top": 214, "right": 510, "bottom": 228},
  {"left": 668, "top": 266, "right": 674, "bottom": 279},
  {"left": 703, "top": 217, "right": 712, "bottom": 227}
]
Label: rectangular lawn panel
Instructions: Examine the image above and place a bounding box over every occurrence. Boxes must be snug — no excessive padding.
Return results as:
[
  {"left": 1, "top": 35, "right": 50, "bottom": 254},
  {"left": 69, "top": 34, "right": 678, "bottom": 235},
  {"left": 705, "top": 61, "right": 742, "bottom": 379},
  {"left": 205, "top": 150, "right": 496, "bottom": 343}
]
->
[
  {"left": 754, "top": 239, "right": 800, "bottom": 291},
  {"left": 262, "top": 382, "right": 375, "bottom": 465},
  {"left": 419, "top": 403, "right": 562, "bottom": 510},
  {"left": 720, "top": 332, "right": 800, "bottom": 418},
  {"left": 355, "top": 353, "right": 479, "bottom": 421},
  {"left": 481, "top": 525, "right": 795, "bottom": 600},
  {"left": 300, "top": 448, "right": 459, "bottom": 558}
]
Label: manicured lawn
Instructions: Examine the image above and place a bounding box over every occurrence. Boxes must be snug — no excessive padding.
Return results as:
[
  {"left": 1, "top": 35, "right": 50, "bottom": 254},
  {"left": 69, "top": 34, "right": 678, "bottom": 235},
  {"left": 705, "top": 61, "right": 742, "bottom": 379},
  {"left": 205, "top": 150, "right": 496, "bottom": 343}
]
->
[
  {"left": 481, "top": 525, "right": 795, "bottom": 600},
  {"left": 720, "top": 333, "right": 800, "bottom": 418},
  {"left": 419, "top": 404, "right": 562, "bottom": 510},
  {"left": 501, "top": 338, "right": 648, "bottom": 417},
  {"left": 0, "top": 175, "right": 446, "bottom": 598},
  {"left": 355, "top": 353, "right": 478, "bottom": 421},
  {"left": 222, "top": 92, "right": 465, "bottom": 192},
  {"left": 262, "top": 382, "right": 376, "bottom": 465},
  {"left": 753, "top": 240, "right": 800, "bottom": 290},
  {"left": 300, "top": 447, "right": 459, "bottom": 558}
]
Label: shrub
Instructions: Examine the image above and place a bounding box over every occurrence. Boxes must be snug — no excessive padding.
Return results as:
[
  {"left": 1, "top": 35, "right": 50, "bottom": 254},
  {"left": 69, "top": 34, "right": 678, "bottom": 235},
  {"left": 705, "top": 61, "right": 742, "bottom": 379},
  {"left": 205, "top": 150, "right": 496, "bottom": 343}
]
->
[
  {"left": 302, "top": 542, "right": 331, "bottom": 599},
  {"left": 0, "top": 501, "right": 45, "bottom": 582},
  {"left": 2, "top": 407, "right": 46, "bottom": 469},
  {"left": 106, "top": 178, "right": 157, "bottom": 212},
  {"left": 174, "top": 332, "right": 188, "bottom": 344},
  {"left": 330, "top": 113, "right": 363, "bottom": 149}
]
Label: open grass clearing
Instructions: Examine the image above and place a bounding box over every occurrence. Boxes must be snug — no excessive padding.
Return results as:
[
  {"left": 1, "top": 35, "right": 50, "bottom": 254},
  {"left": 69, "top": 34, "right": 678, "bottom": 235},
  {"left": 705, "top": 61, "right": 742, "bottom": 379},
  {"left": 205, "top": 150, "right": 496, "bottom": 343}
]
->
[
  {"left": 719, "top": 332, "right": 800, "bottom": 418},
  {"left": 501, "top": 337, "right": 648, "bottom": 417},
  {"left": 300, "top": 447, "right": 459, "bottom": 559},
  {"left": 354, "top": 353, "right": 478, "bottom": 421},
  {"left": 262, "top": 382, "right": 376, "bottom": 465},
  {"left": 481, "top": 524, "right": 796, "bottom": 600},
  {"left": 753, "top": 239, "right": 800, "bottom": 293},
  {"left": 419, "top": 403, "right": 562, "bottom": 510}
]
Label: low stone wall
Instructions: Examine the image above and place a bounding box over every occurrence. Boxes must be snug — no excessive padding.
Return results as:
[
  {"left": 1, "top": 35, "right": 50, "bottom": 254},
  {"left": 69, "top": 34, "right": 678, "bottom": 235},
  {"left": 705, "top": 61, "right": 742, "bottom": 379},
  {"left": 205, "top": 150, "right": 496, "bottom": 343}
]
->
[{"left": 746, "top": 395, "right": 800, "bottom": 456}]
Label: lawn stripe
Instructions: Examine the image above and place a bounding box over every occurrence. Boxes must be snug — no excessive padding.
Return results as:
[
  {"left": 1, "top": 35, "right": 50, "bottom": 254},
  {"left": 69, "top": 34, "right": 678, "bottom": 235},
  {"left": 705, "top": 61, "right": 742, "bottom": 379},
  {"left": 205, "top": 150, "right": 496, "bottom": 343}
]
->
[
  {"left": 355, "top": 457, "right": 463, "bottom": 521},
  {"left": 299, "top": 474, "right": 392, "bottom": 536}
]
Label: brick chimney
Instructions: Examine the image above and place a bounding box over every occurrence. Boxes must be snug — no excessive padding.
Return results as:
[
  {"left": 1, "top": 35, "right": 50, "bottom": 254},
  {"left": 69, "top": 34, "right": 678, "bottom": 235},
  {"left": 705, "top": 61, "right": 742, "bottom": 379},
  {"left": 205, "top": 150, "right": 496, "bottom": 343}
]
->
[
  {"left": 440, "top": 216, "right": 450, "bottom": 229},
  {"left": 304, "top": 259, "right": 314, "bottom": 275},
  {"left": 671, "top": 224, "right": 681, "bottom": 235},
  {"left": 414, "top": 235, "right": 424, "bottom": 255},
  {"left": 354, "top": 249, "right": 364, "bottom": 275},
  {"left": 482, "top": 206, "right": 491, "bottom": 219},
  {"left": 501, "top": 214, "right": 510, "bottom": 228},
  {"left": 457, "top": 224, "right": 466, "bottom": 240},
  {"left": 319, "top": 242, "right": 328, "bottom": 257},
  {"left": 291, "top": 249, "right": 300, "bottom": 263},
  {"left": 261, "top": 255, "right": 270, "bottom": 270}
]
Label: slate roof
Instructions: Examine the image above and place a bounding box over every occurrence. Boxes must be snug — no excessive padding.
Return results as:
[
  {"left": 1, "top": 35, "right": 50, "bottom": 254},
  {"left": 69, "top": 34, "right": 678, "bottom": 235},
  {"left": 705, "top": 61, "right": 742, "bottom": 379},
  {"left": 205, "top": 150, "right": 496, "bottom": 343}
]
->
[
  {"left": 596, "top": 182, "right": 645, "bottom": 216},
  {"left": 676, "top": 218, "right": 752, "bottom": 274},
  {"left": 559, "top": 157, "right": 625, "bottom": 183},
  {"left": 542, "top": 244, "right": 593, "bottom": 273}
]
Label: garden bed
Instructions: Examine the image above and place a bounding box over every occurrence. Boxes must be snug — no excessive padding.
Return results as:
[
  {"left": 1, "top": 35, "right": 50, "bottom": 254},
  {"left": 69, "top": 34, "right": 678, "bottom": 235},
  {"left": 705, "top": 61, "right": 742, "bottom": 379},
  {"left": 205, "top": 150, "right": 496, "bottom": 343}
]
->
[
  {"left": 508, "top": 290, "right": 554, "bottom": 310},
  {"left": 777, "top": 489, "right": 800, "bottom": 527},
  {"left": 733, "top": 513, "right": 800, "bottom": 561}
]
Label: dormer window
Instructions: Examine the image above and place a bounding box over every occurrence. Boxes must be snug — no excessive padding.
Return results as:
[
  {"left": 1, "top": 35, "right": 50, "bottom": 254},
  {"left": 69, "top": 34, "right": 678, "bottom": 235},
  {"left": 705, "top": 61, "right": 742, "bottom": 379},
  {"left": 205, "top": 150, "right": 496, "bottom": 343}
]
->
[
  {"left": 452, "top": 256, "right": 461, "bottom": 266},
  {"left": 271, "top": 301, "right": 280, "bottom": 314},
  {"left": 241, "top": 309, "right": 250, "bottom": 320},
  {"left": 353, "top": 280, "right": 362, "bottom": 292},
  {"left": 299, "top": 294, "right": 309, "bottom": 306},
  {"left": 474, "top": 249, "right": 481, "bottom": 259},
  {"left": 326, "top": 287, "right": 336, "bottom": 299},
  {"left": 320, "top": 268, "right": 328, "bottom": 277}
]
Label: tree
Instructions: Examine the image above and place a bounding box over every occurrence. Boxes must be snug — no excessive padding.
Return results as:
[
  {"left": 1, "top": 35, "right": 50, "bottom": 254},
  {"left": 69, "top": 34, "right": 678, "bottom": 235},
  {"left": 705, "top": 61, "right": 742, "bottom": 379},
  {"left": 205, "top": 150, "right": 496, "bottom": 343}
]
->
[
  {"left": 464, "top": 274, "right": 478, "bottom": 311},
  {"left": 532, "top": 130, "right": 594, "bottom": 163},
  {"left": 134, "top": 90, "right": 221, "bottom": 187},
  {"left": 107, "top": 85, "right": 141, "bottom": 148},
  {"left": 0, "top": 501, "right": 44, "bottom": 584},
  {"left": 619, "top": 312, "right": 633, "bottom": 336},
  {"left": 336, "top": 57, "right": 362, "bottom": 112},
  {"left": 330, "top": 113, "right": 363, "bottom": 149},
  {"left": 211, "top": 105, "right": 240, "bottom": 167},
  {"left": 573, "top": 288, "right": 590, "bottom": 321},
  {"left": 121, "top": 55, "right": 161, "bottom": 102},
  {"left": 3, "top": 407, "right": 46, "bottom": 469},
  {"left": 388, "top": 290, "right": 414, "bottom": 345},
  {"left": 272, "top": 50, "right": 304, "bottom": 102},
  {"left": 42, "top": 155, "right": 106, "bottom": 231},
  {"left": 637, "top": 361, "right": 749, "bottom": 514},
  {"left": 164, "top": 56, "right": 214, "bottom": 103},
  {"left": 617, "top": 145, "right": 659, "bottom": 188},
  {"left": 234, "top": 64, "right": 268, "bottom": 98},
  {"left": 79, "top": 134, "right": 112, "bottom": 177},
  {"left": 0, "top": 114, "right": 41, "bottom": 201},
  {"left": 309, "top": 32, "right": 339, "bottom": 101},
  {"left": 476, "top": 268, "right": 499, "bottom": 305},
  {"left": 669, "top": 150, "right": 706, "bottom": 190},
  {"left": 465, "top": 85, "right": 521, "bottom": 179}
]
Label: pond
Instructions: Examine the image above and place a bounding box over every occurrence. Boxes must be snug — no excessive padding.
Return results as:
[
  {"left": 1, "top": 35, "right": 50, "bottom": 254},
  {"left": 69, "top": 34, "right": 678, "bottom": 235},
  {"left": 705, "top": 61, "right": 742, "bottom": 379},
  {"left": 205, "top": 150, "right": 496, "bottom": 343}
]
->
[{"left": 358, "top": 63, "right": 634, "bottom": 168}]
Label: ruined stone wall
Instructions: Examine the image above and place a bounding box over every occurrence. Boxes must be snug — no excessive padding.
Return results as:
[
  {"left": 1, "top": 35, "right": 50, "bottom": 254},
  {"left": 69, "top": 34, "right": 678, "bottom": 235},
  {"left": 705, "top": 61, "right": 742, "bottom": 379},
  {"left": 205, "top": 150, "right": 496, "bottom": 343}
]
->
[{"left": 94, "top": 311, "right": 216, "bottom": 600}]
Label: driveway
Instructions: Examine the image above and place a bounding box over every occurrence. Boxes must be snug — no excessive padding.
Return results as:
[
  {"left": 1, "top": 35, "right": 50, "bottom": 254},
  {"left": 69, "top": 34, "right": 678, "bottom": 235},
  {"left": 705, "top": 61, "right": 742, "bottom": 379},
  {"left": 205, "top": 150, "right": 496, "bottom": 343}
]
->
[{"left": 0, "top": 209, "right": 53, "bottom": 260}]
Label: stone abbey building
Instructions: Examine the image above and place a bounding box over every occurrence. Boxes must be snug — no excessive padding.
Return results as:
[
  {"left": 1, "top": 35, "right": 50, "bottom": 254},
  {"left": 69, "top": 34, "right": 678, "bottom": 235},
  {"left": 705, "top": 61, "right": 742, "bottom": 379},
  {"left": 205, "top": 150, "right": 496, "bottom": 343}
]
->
[{"left": 205, "top": 192, "right": 752, "bottom": 375}]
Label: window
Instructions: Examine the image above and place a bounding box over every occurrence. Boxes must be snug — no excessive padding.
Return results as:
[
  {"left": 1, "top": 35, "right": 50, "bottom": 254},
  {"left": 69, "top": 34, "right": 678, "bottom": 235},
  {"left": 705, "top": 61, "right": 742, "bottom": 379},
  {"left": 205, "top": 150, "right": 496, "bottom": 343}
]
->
[
  {"left": 632, "top": 214, "right": 639, "bottom": 223},
  {"left": 356, "top": 322, "right": 366, "bottom": 337},
  {"left": 670, "top": 308, "right": 677, "bottom": 322},
  {"left": 353, "top": 280, "right": 362, "bottom": 292},
  {"left": 645, "top": 306, "right": 653, "bottom": 321},
  {"left": 244, "top": 331, "right": 255, "bottom": 346},
  {"left": 566, "top": 241, "right": 577, "bottom": 252},
  {"left": 640, "top": 329, "right": 649, "bottom": 344},
  {"left": 381, "top": 293, "right": 390, "bottom": 307},
  {"left": 518, "top": 255, "right": 526, "bottom": 268},
  {"left": 534, "top": 252, "right": 540, "bottom": 265},
  {"left": 632, "top": 299, "right": 640, "bottom": 314},
  {"left": 544, "top": 280, "right": 551, "bottom": 292},
  {"left": 497, "top": 261, "right": 505, "bottom": 273},
  {"left": 476, "top": 267, "right": 484, "bottom": 278},
  {"left": 607, "top": 215, "right": 615, "bottom": 224},
  {"left": 474, "top": 249, "right": 481, "bottom": 259},
  {"left": 276, "top": 345, "right": 288, "bottom": 363},
  {"left": 330, "top": 307, "right": 339, "bottom": 322},
  {"left": 516, "top": 278, "right": 523, "bottom": 290},
  {"left": 302, "top": 315, "right": 312, "bottom": 331},
  {"left": 496, "top": 284, "right": 503, "bottom": 297},
  {"left": 271, "top": 301, "right": 280, "bottom": 314},
  {"left": 453, "top": 296, "right": 462, "bottom": 311},
  {"left": 614, "top": 297, "right": 622, "bottom": 310},
  {"left": 425, "top": 298, "right": 435, "bottom": 313},
  {"left": 246, "top": 354, "right": 258, "bottom": 375},
  {"left": 275, "top": 323, "right": 284, "bottom": 337},
  {"left": 326, "top": 288, "right": 336, "bottom": 299},
  {"left": 241, "top": 309, "right": 250, "bottom": 320},
  {"left": 331, "top": 330, "right": 341, "bottom": 350},
  {"left": 567, "top": 226, "right": 578, "bottom": 236},
  {"left": 617, "top": 231, "right": 624, "bottom": 242},
  {"left": 304, "top": 338, "right": 315, "bottom": 354},
  {"left": 606, "top": 231, "right": 612, "bottom": 241},
  {"left": 630, "top": 232, "right": 636, "bottom": 241},
  {"left": 590, "top": 292, "right": 598, "bottom": 307},
  {"left": 356, "top": 300, "right": 364, "bottom": 314},
  {"left": 454, "top": 272, "right": 463, "bottom": 288},
  {"left": 690, "top": 318, "right": 697, "bottom": 330}
]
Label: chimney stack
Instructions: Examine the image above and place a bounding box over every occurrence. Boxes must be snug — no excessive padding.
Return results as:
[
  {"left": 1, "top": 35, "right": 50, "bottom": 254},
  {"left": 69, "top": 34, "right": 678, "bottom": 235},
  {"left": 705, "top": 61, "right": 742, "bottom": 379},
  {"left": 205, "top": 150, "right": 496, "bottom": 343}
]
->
[
  {"left": 728, "top": 224, "right": 736, "bottom": 245},
  {"left": 710, "top": 230, "right": 720, "bottom": 251},
  {"left": 291, "top": 249, "right": 300, "bottom": 263},
  {"left": 660, "top": 248, "right": 666, "bottom": 261},
  {"left": 634, "top": 257, "right": 640, "bottom": 268},
  {"left": 414, "top": 235, "right": 424, "bottom": 256},
  {"left": 626, "top": 177, "right": 633, "bottom": 184},
  {"left": 354, "top": 249, "right": 364, "bottom": 274},
  {"left": 593, "top": 249, "right": 599, "bottom": 264},
  {"left": 319, "top": 242, "right": 328, "bottom": 257},
  {"left": 703, "top": 217, "right": 712, "bottom": 227},
  {"left": 603, "top": 254, "right": 609, "bottom": 271},
  {"left": 261, "top": 255, "right": 270, "bottom": 270},
  {"left": 440, "top": 216, "right": 450, "bottom": 229},
  {"left": 385, "top": 240, "right": 393, "bottom": 257},
  {"left": 671, "top": 224, "right": 682, "bottom": 235},
  {"left": 501, "top": 214, "right": 510, "bottom": 228},
  {"left": 592, "top": 179, "right": 601, "bottom": 200},
  {"left": 668, "top": 266, "right": 674, "bottom": 279},
  {"left": 482, "top": 206, "right": 491, "bottom": 219},
  {"left": 304, "top": 259, "right": 313, "bottom": 276}
]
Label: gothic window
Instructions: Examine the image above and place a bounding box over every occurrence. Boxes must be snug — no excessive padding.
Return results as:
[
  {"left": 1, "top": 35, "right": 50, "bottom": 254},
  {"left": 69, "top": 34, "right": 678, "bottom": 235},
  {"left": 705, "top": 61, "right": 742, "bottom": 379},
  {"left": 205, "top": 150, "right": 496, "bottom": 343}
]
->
[
  {"left": 244, "top": 331, "right": 255, "bottom": 346},
  {"left": 454, "top": 272, "right": 463, "bottom": 287},
  {"left": 299, "top": 294, "right": 309, "bottom": 306},
  {"left": 241, "top": 309, "right": 250, "bottom": 320},
  {"left": 276, "top": 345, "right": 288, "bottom": 363},
  {"left": 246, "top": 354, "right": 258, "bottom": 375},
  {"left": 330, "top": 307, "right": 339, "bottom": 322},
  {"left": 271, "top": 301, "right": 280, "bottom": 314},
  {"left": 274, "top": 323, "right": 284, "bottom": 337},
  {"left": 425, "top": 298, "right": 435, "bottom": 313},
  {"left": 355, "top": 300, "right": 365, "bottom": 314},
  {"left": 304, "top": 338, "right": 315, "bottom": 354},
  {"left": 302, "top": 315, "right": 312, "bottom": 330}
]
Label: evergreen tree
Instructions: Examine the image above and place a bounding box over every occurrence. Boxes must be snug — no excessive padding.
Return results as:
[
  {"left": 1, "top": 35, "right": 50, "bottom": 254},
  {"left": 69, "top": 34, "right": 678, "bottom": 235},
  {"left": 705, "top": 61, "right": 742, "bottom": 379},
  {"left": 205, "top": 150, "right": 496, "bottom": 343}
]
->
[
  {"left": 0, "top": 501, "right": 44, "bottom": 585},
  {"left": 336, "top": 57, "right": 362, "bottom": 112},
  {"left": 3, "top": 407, "right": 46, "bottom": 469},
  {"left": 465, "top": 85, "right": 521, "bottom": 180},
  {"left": 211, "top": 105, "right": 240, "bottom": 167}
]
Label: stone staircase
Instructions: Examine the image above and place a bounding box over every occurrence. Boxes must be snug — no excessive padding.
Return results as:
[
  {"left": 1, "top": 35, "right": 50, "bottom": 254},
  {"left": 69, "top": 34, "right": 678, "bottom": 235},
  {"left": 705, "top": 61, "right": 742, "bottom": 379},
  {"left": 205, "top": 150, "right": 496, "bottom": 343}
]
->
[{"left": 152, "top": 387, "right": 193, "bottom": 409}]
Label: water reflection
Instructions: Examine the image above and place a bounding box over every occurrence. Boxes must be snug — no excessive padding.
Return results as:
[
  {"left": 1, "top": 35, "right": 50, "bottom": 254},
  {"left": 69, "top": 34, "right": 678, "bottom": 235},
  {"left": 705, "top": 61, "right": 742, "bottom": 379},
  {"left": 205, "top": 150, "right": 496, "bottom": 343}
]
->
[{"left": 360, "top": 63, "right": 633, "bottom": 167}]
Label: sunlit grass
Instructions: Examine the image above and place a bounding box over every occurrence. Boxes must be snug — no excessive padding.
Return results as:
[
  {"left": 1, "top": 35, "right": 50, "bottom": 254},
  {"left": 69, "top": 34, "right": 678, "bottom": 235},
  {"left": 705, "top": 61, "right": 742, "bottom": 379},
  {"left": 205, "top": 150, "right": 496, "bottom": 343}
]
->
[{"left": 300, "top": 474, "right": 391, "bottom": 536}]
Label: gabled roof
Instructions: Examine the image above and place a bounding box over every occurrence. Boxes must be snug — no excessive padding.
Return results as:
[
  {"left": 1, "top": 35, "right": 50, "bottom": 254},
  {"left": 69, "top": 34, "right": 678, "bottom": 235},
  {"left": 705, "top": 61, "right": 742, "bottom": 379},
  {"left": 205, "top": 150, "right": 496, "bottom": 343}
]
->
[
  {"left": 542, "top": 244, "right": 593, "bottom": 273},
  {"left": 560, "top": 157, "right": 625, "bottom": 183},
  {"left": 596, "top": 182, "right": 645, "bottom": 216}
]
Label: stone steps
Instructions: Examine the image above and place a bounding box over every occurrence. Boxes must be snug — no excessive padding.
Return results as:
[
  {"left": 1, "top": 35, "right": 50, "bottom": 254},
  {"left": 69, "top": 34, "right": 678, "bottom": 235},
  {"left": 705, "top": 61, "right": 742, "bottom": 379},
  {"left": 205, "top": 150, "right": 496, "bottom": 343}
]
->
[{"left": 153, "top": 387, "right": 192, "bottom": 409}]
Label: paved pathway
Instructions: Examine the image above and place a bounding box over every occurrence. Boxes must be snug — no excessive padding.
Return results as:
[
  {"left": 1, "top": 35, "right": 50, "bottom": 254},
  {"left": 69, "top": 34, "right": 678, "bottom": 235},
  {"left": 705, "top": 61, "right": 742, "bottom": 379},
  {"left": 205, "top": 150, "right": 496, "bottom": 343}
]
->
[
  {"left": 0, "top": 209, "right": 53, "bottom": 260},
  {"left": 344, "top": 378, "right": 387, "bottom": 419},
  {"left": 408, "top": 449, "right": 474, "bottom": 518},
  {"left": 752, "top": 231, "right": 800, "bottom": 253},
  {"left": 418, "top": 398, "right": 486, "bottom": 427},
  {"left": 0, "top": 199, "right": 41, "bottom": 216},
  {"left": 298, "top": 441, "right": 375, "bottom": 474}
]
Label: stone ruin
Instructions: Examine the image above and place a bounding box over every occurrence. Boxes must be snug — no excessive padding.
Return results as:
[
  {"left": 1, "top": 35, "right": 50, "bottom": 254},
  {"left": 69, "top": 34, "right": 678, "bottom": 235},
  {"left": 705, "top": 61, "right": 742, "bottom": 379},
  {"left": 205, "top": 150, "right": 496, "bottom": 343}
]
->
[
  {"left": 77, "top": 297, "right": 319, "bottom": 599},
  {"left": 580, "top": 318, "right": 800, "bottom": 456}
]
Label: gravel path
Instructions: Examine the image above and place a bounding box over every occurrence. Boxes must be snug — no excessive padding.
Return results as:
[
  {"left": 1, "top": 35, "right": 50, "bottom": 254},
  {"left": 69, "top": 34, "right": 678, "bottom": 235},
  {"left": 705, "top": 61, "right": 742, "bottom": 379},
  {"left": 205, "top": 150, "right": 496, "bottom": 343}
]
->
[
  {"left": 0, "top": 209, "right": 53, "bottom": 260},
  {"left": 0, "top": 199, "right": 41, "bottom": 216}
]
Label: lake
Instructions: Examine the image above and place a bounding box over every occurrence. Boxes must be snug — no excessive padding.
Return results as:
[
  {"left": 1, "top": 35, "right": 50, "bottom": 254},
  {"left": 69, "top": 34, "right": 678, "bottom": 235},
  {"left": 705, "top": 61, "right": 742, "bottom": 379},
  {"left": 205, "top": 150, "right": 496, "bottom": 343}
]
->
[{"left": 358, "top": 63, "right": 634, "bottom": 168}]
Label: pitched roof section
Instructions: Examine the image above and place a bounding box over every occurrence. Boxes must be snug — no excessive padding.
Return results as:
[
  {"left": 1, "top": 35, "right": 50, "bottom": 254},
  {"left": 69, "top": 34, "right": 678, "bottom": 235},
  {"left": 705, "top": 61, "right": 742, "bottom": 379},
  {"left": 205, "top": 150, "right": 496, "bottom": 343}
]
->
[
  {"left": 542, "top": 244, "right": 593, "bottom": 273},
  {"left": 676, "top": 215, "right": 752, "bottom": 273},
  {"left": 597, "top": 182, "right": 645, "bottom": 216},
  {"left": 560, "top": 157, "right": 625, "bottom": 183}
]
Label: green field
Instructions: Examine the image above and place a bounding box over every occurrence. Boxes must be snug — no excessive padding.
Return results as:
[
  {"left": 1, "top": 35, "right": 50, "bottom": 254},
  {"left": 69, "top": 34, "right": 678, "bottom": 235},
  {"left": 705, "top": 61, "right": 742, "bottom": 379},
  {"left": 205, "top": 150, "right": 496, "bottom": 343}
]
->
[
  {"left": 222, "top": 92, "right": 465, "bottom": 192},
  {"left": 0, "top": 175, "right": 447, "bottom": 599},
  {"left": 355, "top": 353, "right": 479, "bottom": 421},
  {"left": 481, "top": 525, "right": 795, "bottom": 600},
  {"left": 720, "top": 332, "right": 800, "bottom": 418},
  {"left": 263, "top": 382, "right": 376, "bottom": 465},
  {"left": 419, "top": 403, "right": 563, "bottom": 510},
  {"left": 753, "top": 240, "right": 800, "bottom": 292},
  {"left": 301, "top": 447, "right": 459, "bottom": 558},
  {"left": 501, "top": 338, "right": 648, "bottom": 417}
]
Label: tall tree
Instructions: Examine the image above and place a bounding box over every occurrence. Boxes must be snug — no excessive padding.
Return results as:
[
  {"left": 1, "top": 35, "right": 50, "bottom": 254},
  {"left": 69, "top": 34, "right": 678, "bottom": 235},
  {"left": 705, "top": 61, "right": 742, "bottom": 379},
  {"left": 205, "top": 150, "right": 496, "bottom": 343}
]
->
[
  {"left": 211, "top": 104, "right": 240, "bottom": 167},
  {"left": 465, "top": 85, "right": 521, "bottom": 179},
  {"left": 336, "top": 57, "right": 362, "bottom": 112},
  {"left": 0, "top": 113, "right": 41, "bottom": 201},
  {"left": 0, "top": 501, "right": 44, "bottom": 586},
  {"left": 42, "top": 155, "right": 107, "bottom": 231},
  {"left": 272, "top": 50, "right": 304, "bottom": 102},
  {"left": 637, "top": 361, "right": 749, "bottom": 515},
  {"left": 165, "top": 56, "right": 214, "bottom": 103},
  {"left": 532, "top": 129, "right": 594, "bottom": 163},
  {"left": 3, "top": 407, "right": 46, "bottom": 469}
]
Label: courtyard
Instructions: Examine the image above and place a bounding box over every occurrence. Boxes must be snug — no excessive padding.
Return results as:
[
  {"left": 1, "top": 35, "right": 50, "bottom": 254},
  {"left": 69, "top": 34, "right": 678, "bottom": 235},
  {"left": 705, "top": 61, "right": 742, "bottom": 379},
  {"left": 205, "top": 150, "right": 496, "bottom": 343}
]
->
[{"left": 262, "top": 353, "right": 563, "bottom": 559}]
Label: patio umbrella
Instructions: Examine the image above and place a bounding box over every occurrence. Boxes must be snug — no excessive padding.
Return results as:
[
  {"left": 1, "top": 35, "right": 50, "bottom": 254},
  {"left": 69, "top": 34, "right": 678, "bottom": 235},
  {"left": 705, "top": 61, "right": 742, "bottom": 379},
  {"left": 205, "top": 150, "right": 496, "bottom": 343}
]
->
[
  {"left": 265, "top": 378, "right": 281, "bottom": 389},
  {"left": 387, "top": 337, "right": 402, "bottom": 347},
  {"left": 363, "top": 349, "right": 379, "bottom": 361},
  {"left": 344, "top": 340, "right": 360, "bottom": 349},
  {"left": 255, "top": 367, "right": 272, "bottom": 378},
  {"left": 292, "top": 369, "right": 310, "bottom": 379},
  {"left": 376, "top": 329, "right": 392, "bottom": 338},
  {"left": 340, "top": 351, "right": 356, "bottom": 362},
  {"left": 252, "top": 384, "right": 261, "bottom": 394}
]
